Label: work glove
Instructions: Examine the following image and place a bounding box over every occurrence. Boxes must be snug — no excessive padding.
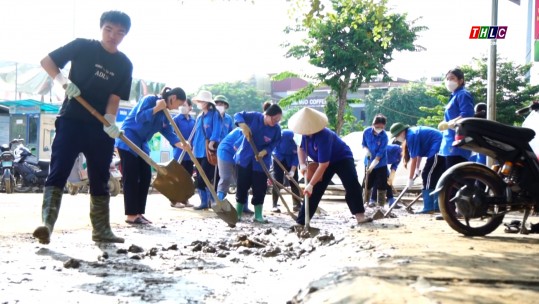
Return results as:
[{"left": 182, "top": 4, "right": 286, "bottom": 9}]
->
[
  {"left": 65, "top": 83, "right": 81, "bottom": 100},
  {"left": 413, "top": 169, "right": 421, "bottom": 180},
  {"left": 208, "top": 141, "right": 218, "bottom": 153},
  {"left": 438, "top": 116, "right": 462, "bottom": 131},
  {"left": 103, "top": 114, "right": 120, "bottom": 138},
  {"left": 286, "top": 170, "right": 295, "bottom": 180},
  {"left": 303, "top": 183, "right": 313, "bottom": 197},
  {"left": 255, "top": 149, "right": 267, "bottom": 161},
  {"left": 299, "top": 163, "right": 307, "bottom": 176},
  {"left": 406, "top": 178, "right": 414, "bottom": 188},
  {"left": 387, "top": 169, "right": 396, "bottom": 186},
  {"left": 367, "top": 158, "right": 379, "bottom": 173},
  {"left": 363, "top": 147, "right": 371, "bottom": 159},
  {"left": 238, "top": 123, "right": 252, "bottom": 141}
]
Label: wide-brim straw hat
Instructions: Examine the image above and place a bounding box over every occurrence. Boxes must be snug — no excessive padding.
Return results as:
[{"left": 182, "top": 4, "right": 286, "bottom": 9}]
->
[
  {"left": 192, "top": 90, "right": 215, "bottom": 105},
  {"left": 288, "top": 107, "right": 328, "bottom": 135}
]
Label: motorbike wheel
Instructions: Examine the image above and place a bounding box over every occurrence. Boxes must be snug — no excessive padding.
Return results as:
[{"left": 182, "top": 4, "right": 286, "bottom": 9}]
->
[
  {"left": 13, "top": 173, "right": 31, "bottom": 193},
  {"left": 5, "top": 178, "right": 13, "bottom": 194},
  {"left": 108, "top": 178, "right": 121, "bottom": 197},
  {"left": 438, "top": 163, "right": 505, "bottom": 236}
]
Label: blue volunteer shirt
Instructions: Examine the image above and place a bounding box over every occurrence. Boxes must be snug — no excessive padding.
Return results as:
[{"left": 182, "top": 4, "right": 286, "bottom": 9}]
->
[
  {"left": 116, "top": 95, "right": 179, "bottom": 156},
  {"left": 362, "top": 127, "right": 388, "bottom": 168},
  {"left": 301, "top": 128, "right": 353, "bottom": 163},
  {"left": 439, "top": 86, "right": 474, "bottom": 159},
  {"left": 192, "top": 109, "right": 223, "bottom": 159},
  {"left": 234, "top": 111, "right": 281, "bottom": 172},
  {"left": 386, "top": 144, "right": 402, "bottom": 171},
  {"left": 217, "top": 127, "right": 243, "bottom": 163},
  {"left": 172, "top": 113, "right": 195, "bottom": 161},
  {"left": 220, "top": 113, "right": 234, "bottom": 140},
  {"left": 406, "top": 126, "right": 442, "bottom": 159},
  {"left": 273, "top": 129, "right": 299, "bottom": 167}
]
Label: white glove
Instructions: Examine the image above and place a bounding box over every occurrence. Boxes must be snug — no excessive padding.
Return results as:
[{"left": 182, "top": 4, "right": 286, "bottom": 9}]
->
[
  {"left": 413, "top": 169, "right": 421, "bottom": 180},
  {"left": 65, "top": 82, "right": 81, "bottom": 99},
  {"left": 406, "top": 178, "right": 414, "bottom": 188},
  {"left": 367, "top": 158, "right": 379, "bottom": 173},
  {"left": 286, "top": 170, "right": 295, "bottom": 180},
  {"left": 304, "top": 183, "right": 313, "bottom": 197},
  {"left": 363, "top": 147, "right": 371, "bottom": 158},
  {"left": 103, "top": 114, "right": 120, "bottom": 138},
  {"left": 438, "top": 116, "right": 461, "bottom": 131},
  {"left": 299, "top": 164, "right": 307, "bottom": 176}
]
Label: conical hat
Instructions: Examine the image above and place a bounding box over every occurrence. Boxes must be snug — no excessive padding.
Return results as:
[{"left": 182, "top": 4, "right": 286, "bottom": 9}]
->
[{"left": 288, "top": 107, "right": 328, "bottom": 135}]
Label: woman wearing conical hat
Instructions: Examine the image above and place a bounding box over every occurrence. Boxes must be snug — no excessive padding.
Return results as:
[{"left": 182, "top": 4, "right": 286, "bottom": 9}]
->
[{"left": 288, "top": 107, "right": 372, "bottom": 225}]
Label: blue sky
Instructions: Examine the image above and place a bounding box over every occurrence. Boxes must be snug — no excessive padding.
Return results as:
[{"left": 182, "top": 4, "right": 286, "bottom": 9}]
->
[{"left": 0, "top": 0, "right": 532, "bottom": 93}]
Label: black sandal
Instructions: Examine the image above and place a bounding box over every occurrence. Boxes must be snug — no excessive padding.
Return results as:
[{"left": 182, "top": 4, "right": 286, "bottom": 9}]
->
[{"left": 503, "top": 220, "right": 521, "bottom": 234}]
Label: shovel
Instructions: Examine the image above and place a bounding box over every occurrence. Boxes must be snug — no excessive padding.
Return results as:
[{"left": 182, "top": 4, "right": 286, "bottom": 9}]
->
[
  {"left": 298, "top": 136, "right": 320, "bottom": 237},
  {"left": 273, "top": 157, "right": 327, "bottom": 216},
  {"left": 163, "top": 109, "right": 238, "bottom": 227},
  {"left": 74, "top": 96, "right": 194, "bottom": 202},
  {"left": 372, "top": 172, "right": 420, "bottom": 220},
  {"left": 244, "top": 133, "right": 298, "bottom": 221}
]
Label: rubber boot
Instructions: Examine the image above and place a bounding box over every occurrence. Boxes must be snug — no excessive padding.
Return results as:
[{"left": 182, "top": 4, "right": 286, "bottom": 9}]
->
[
  {"left": 206, "top": 188, "right": 214, "bottom": 208},
  {"left": 254, "top": 204, "right": 267, "bottom": 223},
  {"left": 416, "top": 189, "right": 434, "bottom": 214},
  {"left": 33, "top": 186, "right": 63, "bottom": 244},
  {"left": 235, "top": 202, "right": 244, "bottom": 221},
  {"left": 376, "top": 190, "right": 386, "bottom": 209},
  {"left": 194, "top": 189, "right": 209, "bottom": 210},
  {"left": 217, "top": 191, "right": 226, "bottom": 201},
  {"left": 90, "top": 196, "right": 124, "bottom": 243},
  {"left": 364, "top": 190, "right": 373, "bottom": 207}
]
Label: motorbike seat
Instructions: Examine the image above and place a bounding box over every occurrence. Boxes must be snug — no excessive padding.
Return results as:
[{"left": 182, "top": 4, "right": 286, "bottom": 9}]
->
[
  {"left": 38, "top": 160, "right": 50, "bottom": 170},
  {"left": 459, "top": 118, "right": 536, "bottom": 147}
]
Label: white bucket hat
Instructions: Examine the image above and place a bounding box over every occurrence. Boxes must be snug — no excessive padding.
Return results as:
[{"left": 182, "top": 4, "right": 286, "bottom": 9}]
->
[
  {"left": 192, "top": 90, "right": 214, "bottom": 105},
  {"left": 288, "top": 107, "right": 328, "bottom": 135}
]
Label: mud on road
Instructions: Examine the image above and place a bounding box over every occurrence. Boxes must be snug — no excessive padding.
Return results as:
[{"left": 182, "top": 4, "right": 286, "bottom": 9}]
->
[{"left": 1, "top": 193, "right": 539, "bottom": 303}]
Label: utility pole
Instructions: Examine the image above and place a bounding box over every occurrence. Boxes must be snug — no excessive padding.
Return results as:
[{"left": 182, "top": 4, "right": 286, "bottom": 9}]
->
[{"left": 486, "top": 0, "right": 498, "bottom": 167}]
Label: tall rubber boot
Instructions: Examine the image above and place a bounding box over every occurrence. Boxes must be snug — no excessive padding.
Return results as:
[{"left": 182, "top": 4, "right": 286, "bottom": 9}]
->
[
  {"left": 194, "top": 188, "right": 209, "bottom": 210},
  {"left": 416, "top": 189, "right": 434, "bottom": 214},
  {"left": 217, "top": 191, "right": 226, "bottom": 201},
  {"left": 33, "top": 186, "right": 64, "bottom": 244},
  {"left": 235, "top": 202, "right": 244, "bottom": 221},
  {"left": 254, "top": 205, "right": 268, "bottom": 223},
  {"left": 364, "top": 190, "right": 373, "bottom": 207},
  {"left": 376, "top": 190, "right": 386, "bottom": 209},
  {"left": 243, "top": 202, "right": 254, "bottom": 214},
  {"left": 90, "top": 196, "right": 124, "bottom": 243}
]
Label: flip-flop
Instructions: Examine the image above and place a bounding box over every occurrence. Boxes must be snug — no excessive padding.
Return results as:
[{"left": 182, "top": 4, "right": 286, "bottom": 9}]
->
[
  {"left": 140, "top": 215, "right": 153, "bottom": 224},
  {"left": 125, "top": 217, "right": 148, "bottom": 225},
  {"left": 503, "top": 221, "right": 521, "bottom": 234}
]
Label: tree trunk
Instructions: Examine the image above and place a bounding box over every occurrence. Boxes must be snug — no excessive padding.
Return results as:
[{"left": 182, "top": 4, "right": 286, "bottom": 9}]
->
[{"left": 335, "top": 77, "right": 350, "bottom": 136}]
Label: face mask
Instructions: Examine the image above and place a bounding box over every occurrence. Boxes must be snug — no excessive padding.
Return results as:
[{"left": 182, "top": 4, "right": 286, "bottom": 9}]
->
[
  {"left": 374, "top": 127, "right": 384, "bottom": 134},
  {"left": 445, "top": 80, "right": 459, "bottom": 92},
  {"left": 180, "top": 106, "right": 189, "bottom": 115},
  {"left": 397, "top": 134, "right": 405, "bottom": 142},
  {"left": 216, "top": 105, "right": 225, "bottom": 114}
]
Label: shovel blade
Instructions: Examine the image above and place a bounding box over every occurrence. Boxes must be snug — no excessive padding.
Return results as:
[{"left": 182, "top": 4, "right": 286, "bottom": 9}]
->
[
  {"left": 211, "top": 198, "right": 238, "bottom": 227},
  {"left": 152, "top": 160, "right": 195, "bottom": 203},
  {"left": 372, "top": 209, "right": 385, "bottom": 220}
]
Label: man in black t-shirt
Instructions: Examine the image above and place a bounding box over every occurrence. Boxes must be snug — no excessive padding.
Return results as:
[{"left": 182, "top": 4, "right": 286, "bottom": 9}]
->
[{"left": 33, "top": 10, "right": 133, "bottom": 244}]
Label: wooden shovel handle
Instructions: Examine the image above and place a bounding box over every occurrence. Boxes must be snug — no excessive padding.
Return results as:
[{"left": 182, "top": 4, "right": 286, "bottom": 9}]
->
[{"left": 73, "top": 96, "right": 163, "bottom": 174}]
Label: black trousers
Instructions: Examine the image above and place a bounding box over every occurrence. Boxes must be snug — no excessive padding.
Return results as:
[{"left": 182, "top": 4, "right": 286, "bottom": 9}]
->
[
  {"left": 236, "top": 162, "right": 268, "bottom": 206},
  {"left": 422, "top": 154, "right": 445, "bottom": 190},
  {"left": 297, "top": 158, "right": 364, "bottom": 225},
  {"left": 195, "top": 157, "right": 215, "bottom": 190},
  {"left": 118, "top": 148, "right": 151, "bottom": 215},
  {"left": 45, "top": 117, "right": 113, "bottom": 196}
]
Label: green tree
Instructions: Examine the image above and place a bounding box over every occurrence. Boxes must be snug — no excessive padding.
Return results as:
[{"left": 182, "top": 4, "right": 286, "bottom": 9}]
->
[
  {"left": 364, "top": 83, "right": 440, "bottom": 128},
  {"left": 198, "top": 81, "right": 270, "bottom": 115},
  {"left": 284, "top": 0, "right": 425, "bottom": 135}
]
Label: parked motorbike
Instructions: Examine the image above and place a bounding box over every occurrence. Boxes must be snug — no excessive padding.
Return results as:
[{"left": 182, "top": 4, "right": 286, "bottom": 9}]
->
[
  {"left": 434, "top": 102, "right": 539, "bottom": 236},
  {"left": 66, "top": 152, "right": 122, "bottom": 197},
  {"left": 0, "top": 139, "right": 17, "bottom": 193},
  {"left": 12, "top": 139, "right": 50, "bottom": 193}
]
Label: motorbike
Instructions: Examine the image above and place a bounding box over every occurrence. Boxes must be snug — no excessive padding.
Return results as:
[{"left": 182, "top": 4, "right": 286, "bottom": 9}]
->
[
  {"left": 0, "top": 139, "right": 17, "bottom": 193},
  {"left": 434, "top": 102, "right": 539, "bottom": 236},
  {"left": 66, "top": 152, "right": 122, "bottom": 197},
  {"left": 12, "top": 139, "right": 50, "bottom": 193}
]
